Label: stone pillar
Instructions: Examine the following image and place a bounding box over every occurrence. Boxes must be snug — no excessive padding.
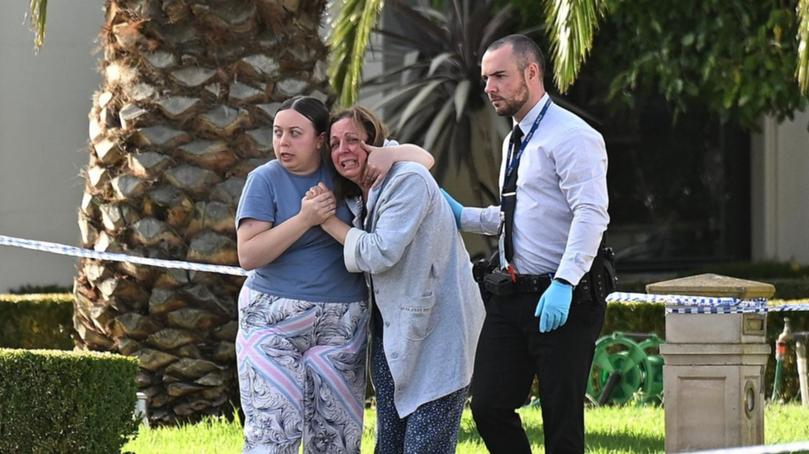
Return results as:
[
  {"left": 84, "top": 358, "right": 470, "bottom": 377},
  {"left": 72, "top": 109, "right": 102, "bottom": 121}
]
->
[{"left": 649, "top": 273, "right": 774, "bottom": 453}]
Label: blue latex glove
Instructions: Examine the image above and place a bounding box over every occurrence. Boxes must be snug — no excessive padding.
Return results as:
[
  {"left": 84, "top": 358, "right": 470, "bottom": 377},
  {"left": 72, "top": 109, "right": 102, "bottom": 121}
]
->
[
  {"left": 439, "top": 188, "right": 463, "bottom": 228},
  {"left": 534, "top": 280, "right": 573, "bottom": 333}
]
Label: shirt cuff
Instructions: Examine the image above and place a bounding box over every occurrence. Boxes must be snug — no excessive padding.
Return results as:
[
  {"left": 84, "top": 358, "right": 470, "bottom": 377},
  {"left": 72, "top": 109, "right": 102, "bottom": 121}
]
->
[
  {"left": 460, "top": 206, "right": 502, "bottom": 235},
  {"left": 555, "top": 261, "right": 587, "bottom": 287},
  {"left": 343, "top": 227, "right": 364, "bottom": 273}
]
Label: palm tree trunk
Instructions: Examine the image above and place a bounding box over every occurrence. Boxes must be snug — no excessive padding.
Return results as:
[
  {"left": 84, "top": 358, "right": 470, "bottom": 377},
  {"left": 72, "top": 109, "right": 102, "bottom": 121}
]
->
[{"left": 74, "top": 0, "right": 329, "bottom": 425}]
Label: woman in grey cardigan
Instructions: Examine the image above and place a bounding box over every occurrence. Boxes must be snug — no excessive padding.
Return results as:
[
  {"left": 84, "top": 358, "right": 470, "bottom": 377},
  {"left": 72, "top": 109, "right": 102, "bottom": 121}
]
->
[{"left": 308, "top": 106, "right": 485, "bottom": 454}]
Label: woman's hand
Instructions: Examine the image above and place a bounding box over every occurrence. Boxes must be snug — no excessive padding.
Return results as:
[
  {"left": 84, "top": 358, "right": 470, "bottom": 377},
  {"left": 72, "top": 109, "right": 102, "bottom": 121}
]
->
[
  {"left": 305, "top": 182, "right": 330, "bottom": 200},
  {"left": 362, "top": 142, "right": 393, "bottom": 188},
  {"left": 299, "top": 188, "right": 336, "bottom": 226}
]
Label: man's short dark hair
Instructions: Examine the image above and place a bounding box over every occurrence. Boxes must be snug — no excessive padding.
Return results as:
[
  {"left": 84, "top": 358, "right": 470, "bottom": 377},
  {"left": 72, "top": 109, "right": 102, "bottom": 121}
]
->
[{"left": 486, "top": 34, "right": 545, "bottom": 76}]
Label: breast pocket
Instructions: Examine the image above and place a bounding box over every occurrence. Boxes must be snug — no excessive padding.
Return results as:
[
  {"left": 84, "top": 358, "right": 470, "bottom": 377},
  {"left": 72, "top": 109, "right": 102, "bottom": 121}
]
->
[{"left": 400, "top": 293, "right": 438, "bottom": 341}]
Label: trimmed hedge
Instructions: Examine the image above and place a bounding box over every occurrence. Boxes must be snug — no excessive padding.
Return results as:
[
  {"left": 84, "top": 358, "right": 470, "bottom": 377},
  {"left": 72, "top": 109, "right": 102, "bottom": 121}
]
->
[
  {"left": 603, "top": 301, "right": 665, "bottom": 337},
  {"left": 4, "top": 292, "right": 806, "bottom": 405},
  {"left": 0, "top": 349, "right": 139, "bottom": 453},
  {"left": 0, "top": 293, "right": 74, "bottom": 349},
  {"left": 618, "top": 262, "right": 809, "bottom": 300}
]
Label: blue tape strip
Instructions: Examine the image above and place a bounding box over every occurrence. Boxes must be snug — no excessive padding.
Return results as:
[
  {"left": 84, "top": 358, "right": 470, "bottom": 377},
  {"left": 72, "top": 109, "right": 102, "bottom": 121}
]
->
[
  {"left": 606, "top": 292, "right": 809, "bottom": 314},
  {"left": 0, "top": 234, "right": 248, "bottom": 276}
]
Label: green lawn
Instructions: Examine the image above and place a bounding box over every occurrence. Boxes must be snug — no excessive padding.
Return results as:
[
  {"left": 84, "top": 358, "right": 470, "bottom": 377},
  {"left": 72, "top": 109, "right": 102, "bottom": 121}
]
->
[{"left": 123, "top": 404, "right": 809, "bottom": 453}]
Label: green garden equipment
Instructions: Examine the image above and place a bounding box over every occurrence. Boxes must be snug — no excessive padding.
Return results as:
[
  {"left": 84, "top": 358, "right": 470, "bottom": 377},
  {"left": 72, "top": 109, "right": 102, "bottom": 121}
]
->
[
  {"left": 587, "top": 332, "right": 666, "bottom": 405},
  {"left": 771, "top": 318, "right": 793, "bottom": 402},
  {"left": 587, "top": 332, "right": 647, "bottom": 405},
  {"left": 637, "top": 334, "right": 665, "bottom": 404}
]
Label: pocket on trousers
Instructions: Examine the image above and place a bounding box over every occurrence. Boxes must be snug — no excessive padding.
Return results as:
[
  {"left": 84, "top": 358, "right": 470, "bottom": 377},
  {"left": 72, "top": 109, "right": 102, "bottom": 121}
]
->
[{"left": 400, "top": 294, "right": 438, "bottom": 341}]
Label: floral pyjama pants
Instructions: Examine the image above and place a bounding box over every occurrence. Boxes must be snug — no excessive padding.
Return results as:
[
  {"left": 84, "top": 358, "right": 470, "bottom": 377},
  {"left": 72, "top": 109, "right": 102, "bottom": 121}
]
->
[{"left": 236, "top": 286, "right": 369, "bottom": 454}]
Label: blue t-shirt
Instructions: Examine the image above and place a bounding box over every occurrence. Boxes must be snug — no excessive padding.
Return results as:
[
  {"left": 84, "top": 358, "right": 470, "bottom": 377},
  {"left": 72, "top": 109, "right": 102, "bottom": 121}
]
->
[{"left": 236, "top": 160, "right": 366, "bottom": 303}]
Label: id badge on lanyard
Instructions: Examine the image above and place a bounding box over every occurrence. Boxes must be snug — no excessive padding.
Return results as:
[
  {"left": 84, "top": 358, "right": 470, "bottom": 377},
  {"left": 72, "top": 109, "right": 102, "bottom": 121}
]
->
[{"left": 498, "top": 97, "right": 553, "bottom": 271}]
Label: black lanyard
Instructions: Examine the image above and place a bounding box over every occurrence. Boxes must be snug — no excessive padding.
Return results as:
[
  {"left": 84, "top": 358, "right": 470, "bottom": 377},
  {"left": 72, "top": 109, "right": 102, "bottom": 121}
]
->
[{"left": 503, "top": 98, "right": 553, "bottom": 184}]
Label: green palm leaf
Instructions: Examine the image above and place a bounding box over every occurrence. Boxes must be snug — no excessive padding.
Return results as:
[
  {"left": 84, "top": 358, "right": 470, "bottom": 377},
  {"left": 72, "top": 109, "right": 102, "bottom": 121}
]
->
[
  {"left": 327, "top": 0, "right": 385, "bottom": 107},
  {"left": 798, "top": 0, "right": 809, "bottom": 93},
  {"left": 29, "top": 0, "right": 48, "bottom": 50},
  {"left": 543, "top": 0, "right": 606, "bottom": 93}
]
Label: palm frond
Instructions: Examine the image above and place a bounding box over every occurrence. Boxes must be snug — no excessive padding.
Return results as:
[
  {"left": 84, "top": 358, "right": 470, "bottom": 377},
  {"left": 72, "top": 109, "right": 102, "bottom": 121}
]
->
[
  {"left": 362, "top": 0, "right": 515, "bottom": 210},
  {"left": 544, "top": 0, "right": 605, "bottom": 93},
  {"left": 798, "top": 0, "right": 809, "bottom": 94},
  {"left": 396, "top": 79, "right": 445, "bottom": 130},
  {"left": 425, "top": 100, "right": 455, "bottom": 151},
  {"left": 479, "top": 4, "right": 515, "bottom": 55},
  {"left": 28, "top": 0, "right": 48, "bottom": 50},
  {"left": 370, "top": 82, "right": 426, "bottom": 112},
  {"left": 453, "top": 79, "right": 471, "bottom": 121},
  {"left": 327, "top": 0, "right": 385, "bottom": 107}
]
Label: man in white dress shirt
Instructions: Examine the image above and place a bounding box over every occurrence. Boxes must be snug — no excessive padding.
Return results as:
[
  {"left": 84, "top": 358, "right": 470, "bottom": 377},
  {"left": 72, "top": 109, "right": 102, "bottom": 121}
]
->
[{"left": 441, "top": 34, "right": 612, "bottom": 453}]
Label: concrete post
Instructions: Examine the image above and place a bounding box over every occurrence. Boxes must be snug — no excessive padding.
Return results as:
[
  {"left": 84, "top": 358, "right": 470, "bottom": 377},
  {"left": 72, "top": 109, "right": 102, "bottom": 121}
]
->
[
  {"left": 135, "top": 392, "right": 149, "bottom": 428},
  {"left": 649, "top": 273, "right": 774, "bottom": 453}
]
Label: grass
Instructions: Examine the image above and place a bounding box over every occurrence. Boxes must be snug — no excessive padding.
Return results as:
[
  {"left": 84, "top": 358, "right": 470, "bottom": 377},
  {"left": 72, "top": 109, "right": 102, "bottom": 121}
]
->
[{"left": 123, "top": 404, "right": 809, "bottom": 453}]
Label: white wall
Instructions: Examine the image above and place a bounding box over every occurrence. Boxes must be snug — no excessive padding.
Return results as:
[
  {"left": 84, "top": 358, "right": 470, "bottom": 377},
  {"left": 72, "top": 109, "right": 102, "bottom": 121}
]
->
[
  {"left": 0, "top": 1, "right": 102, "bottom": 292},
  {"left": 751, "top": 109, "right": 809, "bottom": 263}
]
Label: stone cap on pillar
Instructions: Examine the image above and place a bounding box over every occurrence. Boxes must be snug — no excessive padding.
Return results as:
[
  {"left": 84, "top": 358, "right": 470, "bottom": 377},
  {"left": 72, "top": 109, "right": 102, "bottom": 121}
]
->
[{"left": 646, "top": 273, "right": 775, "bottom": 299}]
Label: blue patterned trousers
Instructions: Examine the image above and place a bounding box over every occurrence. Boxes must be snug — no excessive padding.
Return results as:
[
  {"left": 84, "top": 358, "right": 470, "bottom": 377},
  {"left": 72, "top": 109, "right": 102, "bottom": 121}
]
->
[{"left": 370, "top": 335, "right": 468, "bottom": 454}]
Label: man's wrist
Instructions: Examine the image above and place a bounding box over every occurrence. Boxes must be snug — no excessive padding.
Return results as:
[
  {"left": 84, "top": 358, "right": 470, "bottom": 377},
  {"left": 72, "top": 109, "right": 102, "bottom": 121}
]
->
[{"left": 553, "top": 277, "right": 573, "bottom": 287}]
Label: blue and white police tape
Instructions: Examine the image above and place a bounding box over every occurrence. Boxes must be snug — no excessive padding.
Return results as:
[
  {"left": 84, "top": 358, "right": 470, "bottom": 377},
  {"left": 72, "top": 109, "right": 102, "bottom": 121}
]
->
[
  {"left": 606, "top": 291, "right": 766, "bottom": 307},
  {"left": 606, "top": 292, "right": 809, "bottom": 314},
  {"left": 0, "top": 234, "right": 248, "bottom": 277}
]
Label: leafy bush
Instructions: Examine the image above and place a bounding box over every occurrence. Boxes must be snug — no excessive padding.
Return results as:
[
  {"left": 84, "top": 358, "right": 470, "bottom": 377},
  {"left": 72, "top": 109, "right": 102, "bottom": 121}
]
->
[
  {"left": 689, "top": 261, "right": 809, "bottom": 279},
  {"left": 688, "top": 262, "right": 809, "bottom": 299},
  {"left": 8, "top": 284, "right": 72, "bottom": 294},
  {"left": 0, "top": 293, "right": 74, "bottom": 349},
  {"left": 0, "top": 348, "right": 139, "bottom": 453},
  {"left": 617, "top": 263, "right": 809, "bottom": 299},
  {"left": 603, "top": 301, "right": 666, "bottom": 337}
]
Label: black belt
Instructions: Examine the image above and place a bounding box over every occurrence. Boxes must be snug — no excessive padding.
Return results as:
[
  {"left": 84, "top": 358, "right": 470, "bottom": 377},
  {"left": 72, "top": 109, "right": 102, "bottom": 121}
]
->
[
  {"left": 483, "top": 270, "right": 593, "bottom": 301},
  {"left": 512, "top": 273, "right": 552, "bottom": 293},
  {"left": 475, "top": 245, "right": 615, "bottom": 302}
]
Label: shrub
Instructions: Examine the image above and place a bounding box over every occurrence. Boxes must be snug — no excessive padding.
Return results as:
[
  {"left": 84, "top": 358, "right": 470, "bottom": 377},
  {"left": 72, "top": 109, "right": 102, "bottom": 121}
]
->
[
  {"left": 8, "top": 284, "right": 72, "bottom": 294},
  {"left": 689, "top": 261, "right": 809, "bottom": 280},
  {"left": 0, "top": 348, "right": 139, "bottom": 453},
  {"left": 603, "top": 301, "right": 666, "bottom": 337},
  {"left": 0, "top": 293, "right": 74, "bottom": 349},
  {"left": 617, "top": 262, "right": 809, "bottom": 299}
]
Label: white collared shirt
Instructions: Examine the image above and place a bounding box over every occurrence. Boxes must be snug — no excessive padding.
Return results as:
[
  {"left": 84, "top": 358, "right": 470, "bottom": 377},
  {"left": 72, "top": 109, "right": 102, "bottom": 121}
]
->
[{"left": 460, "top": 93, "right": 609, "bottom": 284}]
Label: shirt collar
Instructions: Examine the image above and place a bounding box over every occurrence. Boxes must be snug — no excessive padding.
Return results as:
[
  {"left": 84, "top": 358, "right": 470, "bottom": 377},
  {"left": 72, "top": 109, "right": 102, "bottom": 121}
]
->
[{"left": 515, "top": 92, "right": 551, "bottom": 135}]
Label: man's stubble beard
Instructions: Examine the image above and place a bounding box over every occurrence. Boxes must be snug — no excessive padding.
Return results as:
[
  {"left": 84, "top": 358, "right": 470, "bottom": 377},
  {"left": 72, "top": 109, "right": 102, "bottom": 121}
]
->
[{"left": 494, "top": 79, "right": 530, "bottom": 118}]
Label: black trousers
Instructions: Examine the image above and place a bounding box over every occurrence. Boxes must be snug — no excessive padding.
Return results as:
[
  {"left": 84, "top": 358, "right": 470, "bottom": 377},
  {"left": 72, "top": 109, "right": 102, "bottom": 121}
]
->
[{"left": 470, "top": 286, "right": 605, "bottom": 454}]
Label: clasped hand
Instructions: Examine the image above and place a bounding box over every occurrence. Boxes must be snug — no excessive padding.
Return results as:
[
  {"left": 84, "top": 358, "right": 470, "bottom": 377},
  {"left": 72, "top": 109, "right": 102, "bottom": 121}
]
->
[
  {"left": 300, "top": 182, "right": 336, "bottom": 226},
  {"left": 534, "top": 280, "right": 573, "bottom": 333}
]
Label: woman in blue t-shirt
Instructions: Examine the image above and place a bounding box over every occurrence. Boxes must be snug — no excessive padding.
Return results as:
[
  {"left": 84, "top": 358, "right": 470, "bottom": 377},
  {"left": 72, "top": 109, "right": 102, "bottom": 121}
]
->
[{"left": 234, "top": 96, "right": 432, "bottom": 454}]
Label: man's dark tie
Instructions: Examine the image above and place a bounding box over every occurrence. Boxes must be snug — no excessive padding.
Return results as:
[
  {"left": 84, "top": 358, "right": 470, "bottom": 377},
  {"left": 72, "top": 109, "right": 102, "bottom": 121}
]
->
[{"left": 502, "top": 124, "right": 523, "bottom": 264}]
